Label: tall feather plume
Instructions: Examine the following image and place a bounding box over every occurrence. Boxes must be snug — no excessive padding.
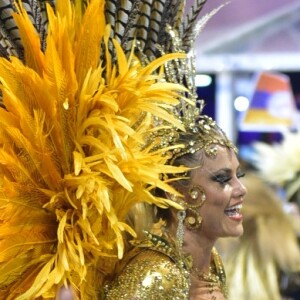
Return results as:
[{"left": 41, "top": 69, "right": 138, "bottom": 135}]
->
[
  {"left": 106, "top": 0, "right": 142, "bottom": 57},
  {"left": 182, "top": 2, "right": 228, "bottom": 50},
  {"left": 172, "top": 0, "right": 186, "bottom": 32},
  {"left": 0, "top": 0, "right": 23, "bottom": 58},
  {"left": 181, "top": 0, "right": 207, "bottom": 50},
  {"left": 0, "top": 0, "right": 189, "bottom": 299},
  {"left": 102, "top": 0, "right": 216, "bottom": 116},
  {"left": 138, "top": 0, "right": 157, "bottom": 57},
  {"left": 118, "top": 0, "right": 142, "bottom": 50},
  {"left": 104, "top": 0, "right": 208, "bottom": 62},
  {"left": 152, "top": 0, "right": 181, "bottom": 53}
]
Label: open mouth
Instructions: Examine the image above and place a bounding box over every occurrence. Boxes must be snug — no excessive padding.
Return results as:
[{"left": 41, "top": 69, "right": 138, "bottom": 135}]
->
[{"left": 224, "top": 203, "right": 242, "bottom": 217}]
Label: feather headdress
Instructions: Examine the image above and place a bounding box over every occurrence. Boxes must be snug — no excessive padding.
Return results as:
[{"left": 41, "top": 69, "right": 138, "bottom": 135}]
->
[{"left": 0, "top": 0, "right": 223, "bottom": 299}]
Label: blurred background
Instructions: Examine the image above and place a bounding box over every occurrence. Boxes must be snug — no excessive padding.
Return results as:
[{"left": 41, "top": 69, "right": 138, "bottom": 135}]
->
[
  {"left": 194, "top": 0, "right": 300, "bottom": 154},
  {"left": 194, "top": 1, "right": 300, "bottom": 299}
]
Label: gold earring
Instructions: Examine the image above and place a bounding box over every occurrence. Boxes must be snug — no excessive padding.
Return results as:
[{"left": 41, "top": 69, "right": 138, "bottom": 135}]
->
[
  {"left": 184, "top": 185, "right": 206, "bottom": 230},
  {"left": 184, "top": 208, "right": 203, "bottom": 230},
  {"left": 188, "top": 185, "right": 206, "bottom": 208}
]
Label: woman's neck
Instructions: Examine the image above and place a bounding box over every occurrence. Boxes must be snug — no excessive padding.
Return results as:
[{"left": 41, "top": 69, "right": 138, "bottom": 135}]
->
[{"left": 182, "top": 229, "right": 216, "bottom": 271}]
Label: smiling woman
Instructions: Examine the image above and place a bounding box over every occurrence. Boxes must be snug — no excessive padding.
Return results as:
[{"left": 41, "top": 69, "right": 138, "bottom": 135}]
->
[
  {"left": 194, "top": 145, "right": 246, "bottom": 239},
  {"left": 105, "top": 117, "right": 247, "bottom": 300}
]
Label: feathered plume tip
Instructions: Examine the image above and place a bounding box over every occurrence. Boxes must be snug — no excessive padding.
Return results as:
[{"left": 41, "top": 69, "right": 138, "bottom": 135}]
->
[
  {"left": 253, "top": 130, "right": 300, "bottom": 199},
  {"left": 0, "top": 0, "right": 188, "bottom": 298}
]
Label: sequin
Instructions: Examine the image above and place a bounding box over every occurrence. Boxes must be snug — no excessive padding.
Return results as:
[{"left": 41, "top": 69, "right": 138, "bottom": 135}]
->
[{"left": 104, "top": 250, "right": 190, "bottom": 299}]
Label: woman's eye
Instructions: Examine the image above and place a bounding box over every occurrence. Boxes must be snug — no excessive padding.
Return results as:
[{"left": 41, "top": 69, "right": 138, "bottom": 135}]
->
[{"left": 214, "top": 175, "right": 231, "bottom": 184}]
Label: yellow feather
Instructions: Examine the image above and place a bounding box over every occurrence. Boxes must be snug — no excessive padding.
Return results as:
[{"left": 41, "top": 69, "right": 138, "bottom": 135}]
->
[
  {"left": 15, "top": 256, "right": 56, "bottom": 300},
  {"left": 13, "top": 1, "right": 45, "bottom": 74},
  {"left": 141, "top": 52, "right": 186, "bottom": 76},
  {"left": 74, "top": 0, "right": 106, "bottom": 90},
  {"left": 57, "top": 213, "right": 68, "bottom": 243},
  {"left": 113, "top": 39, "right": 129, "bottom": 76},
  {"left": 104, "top": 157, "right": 133, "bottom": 191}
]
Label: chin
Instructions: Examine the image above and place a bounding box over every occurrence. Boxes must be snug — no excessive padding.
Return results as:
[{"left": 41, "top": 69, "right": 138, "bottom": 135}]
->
[
  {"left": 222, "top": 223, "right": 244, "bottom": 238},
  {"left": 223, "top": 215, "right": 244, "bottom": 237},
  {"left": 230, "top": 225, "right": 244, "bottom": 237}
]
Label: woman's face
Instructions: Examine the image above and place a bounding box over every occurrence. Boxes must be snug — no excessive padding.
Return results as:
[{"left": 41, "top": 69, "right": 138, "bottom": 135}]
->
[{"left": 191, "top": 145, "right": 247, "bottom": 241}]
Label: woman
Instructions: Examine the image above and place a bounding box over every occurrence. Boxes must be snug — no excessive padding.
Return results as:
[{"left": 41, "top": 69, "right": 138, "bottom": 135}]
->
[{"left": 105, "top": 117, "right": 247, "bottom": 299}]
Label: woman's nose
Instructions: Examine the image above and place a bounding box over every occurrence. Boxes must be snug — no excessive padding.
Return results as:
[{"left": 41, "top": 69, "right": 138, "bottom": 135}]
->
[{"left": 234, "top": 179, "right": 247, "bottom": 198}]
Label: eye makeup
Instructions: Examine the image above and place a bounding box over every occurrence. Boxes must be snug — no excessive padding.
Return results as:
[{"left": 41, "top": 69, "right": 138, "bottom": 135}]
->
[
  {"left": 210, "top": 169, "right": 231, "bottom": 184},
  {"left": 210, "top": 168, "right": 245, "bottom": 185}
]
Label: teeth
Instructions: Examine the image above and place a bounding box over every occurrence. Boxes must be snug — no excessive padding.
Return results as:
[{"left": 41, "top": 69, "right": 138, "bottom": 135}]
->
[
  {"left": 225, "top": 204, "right": 242, "bottom": 211},
  {"left": 226, "top": 211, "right": 239, "bottom": 217},
  {"left": 224, "top": 204, "right": 242, "bottom": 216}
]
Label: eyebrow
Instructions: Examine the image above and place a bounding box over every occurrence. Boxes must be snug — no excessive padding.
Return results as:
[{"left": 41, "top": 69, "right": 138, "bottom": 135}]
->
[{"left": 205, "top": 166, "right": 240, "bottom": 176}]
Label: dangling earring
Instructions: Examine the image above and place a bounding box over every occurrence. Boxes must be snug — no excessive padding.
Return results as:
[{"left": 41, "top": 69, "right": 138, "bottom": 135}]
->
[
  {"left": 176, "top": 210, "right": 186, "bottom": 250},
  {"left": 184, "top": 185, "right": 206, "bottom": 230},
  {"left": 184, "top": 208, "right": 203, "bottom": 230}
]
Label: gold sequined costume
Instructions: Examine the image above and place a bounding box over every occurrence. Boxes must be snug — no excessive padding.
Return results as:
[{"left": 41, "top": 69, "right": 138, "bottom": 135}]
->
[
  {"left": 105, "top": 246, "right": 190, "bottom": 299},
  {"left": 105, "top": 234, "right": 227, "bottom": 299}
]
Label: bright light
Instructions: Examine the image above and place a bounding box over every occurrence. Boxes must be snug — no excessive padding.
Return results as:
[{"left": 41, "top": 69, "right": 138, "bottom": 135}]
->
[
  {"left": 234, "top": 96, "right": 249, "bottom": 112},
  {"left": 195, "top": 74, "right": 212, "bottom": 87}
]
